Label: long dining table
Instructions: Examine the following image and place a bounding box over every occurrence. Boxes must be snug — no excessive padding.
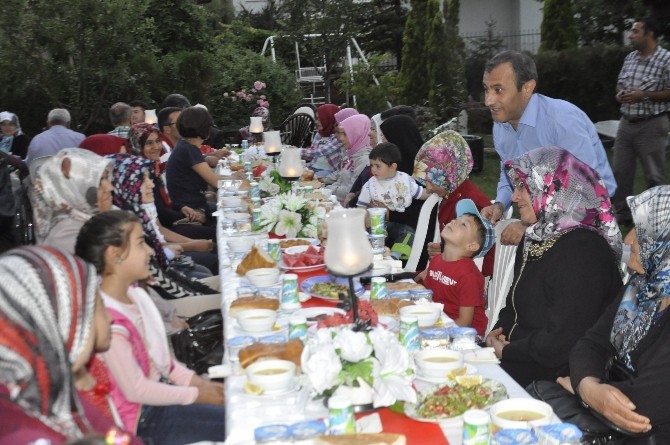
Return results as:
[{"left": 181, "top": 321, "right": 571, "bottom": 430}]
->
[{"left": 215, "top": 201, "right": 534, "bottom": 445}]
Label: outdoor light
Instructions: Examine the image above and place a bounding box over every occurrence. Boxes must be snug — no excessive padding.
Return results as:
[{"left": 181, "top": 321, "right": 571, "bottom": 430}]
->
[
  {"left": 278, "top": 146, "right": 303, "bottom": 180},
  {"left": 249, "top": 116, "right": 264, "bottom": 135},
  {"left": 144, "top": 109, "right": 157, "bottom": 125},
  {"left": 324, "top": 209, "right": 373, "bottom": 331}
]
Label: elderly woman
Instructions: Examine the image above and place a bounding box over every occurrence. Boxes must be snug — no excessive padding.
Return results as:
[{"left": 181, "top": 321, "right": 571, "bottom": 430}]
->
[
  {"left": 0, "top": 111, "right": 30, "bottom": 159},
  {"left": 323, "top": 114, "right": 372, "bottom": 202},
  {"left": 556, "top": 186, "right": 670, "bottom": 443},
  {"left": 31, "top": 148, "right": 114, "bottom": 252},
  {"left": 486, "top": 147, "right": 623, "bottom": 387},
  {"left": 239, "top": 106, "right": 272, "bottom": 144},
  {"left": 415, "top": 131, "right": 494, "bottom": 274},
  {"left": 0, "top": 246, "right": 139, "bottom": 444}
]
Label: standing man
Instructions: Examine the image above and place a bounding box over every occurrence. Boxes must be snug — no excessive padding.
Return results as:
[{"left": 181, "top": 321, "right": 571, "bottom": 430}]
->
[
  {"left": 611, "top": 17, "right": 670, "bottom": 226},
  {"left": 480, "top": 51, "right": 616, "bottom": 244},
  {"left": 25, "top": 109, "right": 85, "bottom": 165}
]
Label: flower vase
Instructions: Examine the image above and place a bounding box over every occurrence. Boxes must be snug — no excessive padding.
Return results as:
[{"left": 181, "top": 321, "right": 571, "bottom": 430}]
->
[{"left": 332, "top": 377, "right": 374, "bottom": 410}]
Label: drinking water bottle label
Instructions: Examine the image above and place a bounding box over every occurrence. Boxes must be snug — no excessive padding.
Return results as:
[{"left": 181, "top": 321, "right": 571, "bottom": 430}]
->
[
  {"left": 241, "top": 139, "right": 249, "bottom": 151},
  {"left": 370, "top": 277, "right": 388, "bottom": 300},
  {"left": 252, "top": 208, "right": 263, "bottom": 231},
  {"left": 328, "top": 396, "right": 356, "bottom": 435},
  {"left": 281, "top": 273, "right": 299, "bottom": 307},
  {"left": 288, "top": 316, "right": 307, "bottom": 342},
  {"left": 267, "top": 239, "right": 281, "bottom": 261},
  {"left": 250, "top": 181, "right": 260, "bottom": 199},
  {"left": 367, "top": 208, "right": 386, "bottom": 235},
  {"left": 399, "top": 315, "right": 420, "bottom": 351},
  {"left": 463, "top": 409, "right": 491, "bottom": 445}
]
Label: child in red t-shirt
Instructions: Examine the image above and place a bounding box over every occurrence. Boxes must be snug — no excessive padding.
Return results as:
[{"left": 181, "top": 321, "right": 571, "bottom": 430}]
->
[{"left": 416, "top": 199, "right": 495, "bottom": 336}]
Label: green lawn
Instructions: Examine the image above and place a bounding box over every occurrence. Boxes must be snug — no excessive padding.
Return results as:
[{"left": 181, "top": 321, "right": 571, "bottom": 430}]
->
[{"left": 467, "top": 135, "right": 670, "bottom": 236}]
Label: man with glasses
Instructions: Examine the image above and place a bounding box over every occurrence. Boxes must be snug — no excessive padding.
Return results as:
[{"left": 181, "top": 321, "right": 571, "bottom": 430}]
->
[{"left": 157, "top": 107, "right": 182, "bottom": 161}]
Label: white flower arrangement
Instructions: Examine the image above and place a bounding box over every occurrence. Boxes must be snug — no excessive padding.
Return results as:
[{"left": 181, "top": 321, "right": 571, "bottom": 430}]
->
[
  {"left": 257, "top": 191, "right": 321, "bottom": 239},
  {"left": 301, "top": 326, "right": 416, "bottom": 408}
]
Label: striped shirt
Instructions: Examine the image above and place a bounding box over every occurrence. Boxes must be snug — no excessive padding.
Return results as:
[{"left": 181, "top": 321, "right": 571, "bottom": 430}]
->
[{"left": 618, "top": 47, "right": 670, "bottom": 118}]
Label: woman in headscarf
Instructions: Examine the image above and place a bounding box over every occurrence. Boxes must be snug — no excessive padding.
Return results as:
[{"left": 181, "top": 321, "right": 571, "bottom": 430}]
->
[
  {"left": 412, "top": 131, "right": 494, "bottom": 273},
  {"left": 31, "top": 148, "right": 114, "bottom": 253},
  {"left": 380, "top": 115, "right": 423, "bottom": 177},
  {"left": 0, "top": 111, "right": 30, "bottom": 159},
  {"left": 304, "top": 104, "right": 344, "bottom": 177},
  {"left": 559, "top": 186, "right": 670, "bottom": 442},
  {"left": 486, "top": 147, "right": 623, "bottom": 387},
  {"left": 127, "top": 123, "right": 216, "bottom": 241},
  {"left": 0, "top": 245, "right": 138, "bottom": 444},
  {"left": 239, "top": 106, "right": 272, "bottom": 144},
  {"left": 323, "top": 114, "right": 372, "bottom": 202},
  {"left": 107, "top": 154, "right": 218, "bottom": 279}
]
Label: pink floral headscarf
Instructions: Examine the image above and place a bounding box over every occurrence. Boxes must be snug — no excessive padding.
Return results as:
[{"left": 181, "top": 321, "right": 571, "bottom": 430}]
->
[
  {"left": 339, "top": 114, "right": 371, "bottom": 160},
  {"left": 413, "top": 130, "right": 472, "bottom": 193},
  {"left": 505, "top": 146, "right": 622, "bottom": 259}
]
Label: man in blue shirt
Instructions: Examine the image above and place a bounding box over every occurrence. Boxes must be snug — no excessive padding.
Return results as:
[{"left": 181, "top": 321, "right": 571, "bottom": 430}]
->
[
  {"left": 480, "top": 51, "right": 616, "bottom": 245},
  {"left": 25, "top": 109, "right": 85, "bottom": 165}
]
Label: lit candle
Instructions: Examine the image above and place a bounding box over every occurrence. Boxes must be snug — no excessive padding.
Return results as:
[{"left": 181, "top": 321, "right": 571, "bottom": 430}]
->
[
  {"left": 278, "top": 146, "right": 303, "bottom": 178},
  {"left": 324, "top": 209, "right": 373, "bottom": 276},
  {"left": 249, "top": 116, "right": 264, "bottom": 134},
  {"left": 264, "top": 130, "right": 282, "bottom": 155},
  {"left": 144, "top": 109, "right": 157, "bottom": 125}
]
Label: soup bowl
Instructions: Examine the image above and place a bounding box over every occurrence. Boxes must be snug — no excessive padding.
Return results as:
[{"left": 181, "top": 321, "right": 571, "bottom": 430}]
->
[
  {"left": 490, "top": 398, "right": 553, "bottom": 432},
  {"left": 236, "top": 308, "right": 277, "bottom": 333},
  {"left": 228, "top": 236, "right": 256, "bottom": 253},
  {"left": 246, "top": 268, "right": 280, "bottom": 287},
  {"left": 414, "top": 349, "right": 464, "bottom": 378},
  {"left": 221, "top": 196, "right": 243, "bottom": 207},
  {"left": 399, "top": 303, "right": 442, "bottom": 328},
  {"left": 246, "top": 359, "right": 296, "bottom": 393}
]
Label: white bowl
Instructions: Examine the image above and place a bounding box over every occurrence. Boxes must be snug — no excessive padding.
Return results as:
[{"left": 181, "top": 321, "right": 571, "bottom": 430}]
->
[
  {"left": 236, "top": 308, "right": 278, "bottom": 333},
  {"left": 246, "top": 359, "right": 296, "bottom": 393},
  {"left": 490, "top": 398, "right": 553, "bottom": 432},
  {"left": 246, "top": 268, "right": 280, "bottom": 287},
  {"left": 399, "top": 304, "right": 442, "bottom": 327},
  {"left": 414, "top": 349, "right": 464, "bottom": 378},
  {"left": 228, "top": 236, "right": 255, "bottom": 253}
]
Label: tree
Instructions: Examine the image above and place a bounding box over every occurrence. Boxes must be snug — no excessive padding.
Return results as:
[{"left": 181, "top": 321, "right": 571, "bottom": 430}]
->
[
  {"left": 354, "top": 0, "right": 409, "bottom": 69},
  {"left": 540, "top": 0, "right": 578, "bottom": 52},
  {"left": 398, "top": 0, "right": 430, "bottom": 106},
  {"left": 465, "top": 19, "right": 504, "bottom": 101},
  {"left": 277, "top": 0, "right": 366, "bottom": 102},
  {"left": 573, "top": 0, "right": 645, "bottom": 45},
  {"left": 0, "top": 0, "right": 156, "bottom": 134}
]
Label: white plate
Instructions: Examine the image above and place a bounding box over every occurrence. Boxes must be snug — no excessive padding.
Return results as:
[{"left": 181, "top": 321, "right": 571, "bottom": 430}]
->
[
  {"left": 242, "top": 379, "right": 301, "bottom": 398},
  {"left": 298, "top": 292, "right": 311, "bottom": 303},
  {"left": 413, "top": 364, "right": 478, "bottom": 384},
  {"left": 463, "top": 347, "right": 501, "bottom": 364},
  {"left": 278, "top": 261, "right": 326, "bottom": 272}
]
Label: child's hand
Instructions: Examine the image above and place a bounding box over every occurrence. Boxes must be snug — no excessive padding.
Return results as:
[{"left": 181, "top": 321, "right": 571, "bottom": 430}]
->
[{"left": 427, "top": 242, "right": 441, "bottom": 258}]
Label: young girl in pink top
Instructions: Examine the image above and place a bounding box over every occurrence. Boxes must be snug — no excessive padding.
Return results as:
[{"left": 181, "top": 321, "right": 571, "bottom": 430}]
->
[{"left": 75, "top": 210, "right": 225, "bottom": 445}]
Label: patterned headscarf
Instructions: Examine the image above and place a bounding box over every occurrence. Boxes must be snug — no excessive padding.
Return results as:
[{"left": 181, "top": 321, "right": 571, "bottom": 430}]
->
[
  {"left": 380, "top": 115, "right": 424, "bottom": 175},
  {"left": 32, "top": 148, "right": 112, "bottom": 241},
  {"left": 127, "top": 123, "right": 161, "bottom": 157},
  {"left": 0, "top": 246, "right": 97, "bottom": 438},
  {"left": 316, "top": 104, "right": 341, "bottom": 137},
  {"left": 339, "top": 114, "right": 371, "bottom": 161},
  {"left": 252, "top": 106, "right": 272, "bottom": 129},
  {"left": 413, "top": 130, "right": 473, "bottom": 193},
  {"left": 505, "top": 147, "right": 622, "bottom": 260},
  {"left": 611, "top": 186, "right": 670, "bottom": 371},
  {"left": 334, "top": 108, "right": 358, "bottom": 124},
  {"left": 107, "top": 154, "right": 168, "bottom": 268}
]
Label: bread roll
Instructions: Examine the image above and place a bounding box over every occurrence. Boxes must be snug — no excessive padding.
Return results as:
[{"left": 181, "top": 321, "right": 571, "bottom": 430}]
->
[
  {"left": 371, "top": 298, "right": 415, "bottom": 318},
  {"left": 238, "top": 338, "right": 304, "bottom": 369},
  {"left": 314, "top": 433, "right": 406, "bottom": 445},
  {"left": 236, "top": 245, "right": 277, "bottom": 275},
  {"left": 229, "top": 296, "right": 279, "bottom": 316}
]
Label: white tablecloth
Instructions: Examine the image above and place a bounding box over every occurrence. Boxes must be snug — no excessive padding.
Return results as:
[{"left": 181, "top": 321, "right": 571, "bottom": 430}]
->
[{"left": 216, "top": 205, "right": 534, "bottom": 445}]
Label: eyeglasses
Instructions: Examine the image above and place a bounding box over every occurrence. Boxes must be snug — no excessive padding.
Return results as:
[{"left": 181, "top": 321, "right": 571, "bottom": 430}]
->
[
  {"left": 145, "top": 139, "right": 161, "bottom": 147},
  {"left": 512, "top": 180, "right": 526, "bottom": 191}
]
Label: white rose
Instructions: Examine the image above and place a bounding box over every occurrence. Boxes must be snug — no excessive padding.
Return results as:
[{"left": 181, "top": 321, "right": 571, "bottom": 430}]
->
[
  {"left": 333, "top": 330, "right": 372, "bottom": 362},
  {"left": 303, "top": 343, "right": 341, "bottom": 394}
]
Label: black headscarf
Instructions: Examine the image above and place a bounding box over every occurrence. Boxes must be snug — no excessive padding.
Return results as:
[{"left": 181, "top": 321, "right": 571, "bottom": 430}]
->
[{"left": 380, "top": 115, "right": 424, "bottom": 176}]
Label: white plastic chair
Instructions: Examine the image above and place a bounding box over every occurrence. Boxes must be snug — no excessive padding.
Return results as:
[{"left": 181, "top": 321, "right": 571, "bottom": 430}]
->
[
  {"left": 404, "top": 193, "right": 442, "bottom": 272},
  {"left": 485, "top": 218, "right": 519, "bottom": 335}
]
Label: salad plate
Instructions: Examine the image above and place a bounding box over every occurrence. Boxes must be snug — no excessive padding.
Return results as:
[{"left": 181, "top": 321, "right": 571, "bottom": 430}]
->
[
  {"left": 404, "top": 378, "right": 507, "bottom": 425},
  {"left": 301, "top": 275, "right": 364, "bottom": 301}
]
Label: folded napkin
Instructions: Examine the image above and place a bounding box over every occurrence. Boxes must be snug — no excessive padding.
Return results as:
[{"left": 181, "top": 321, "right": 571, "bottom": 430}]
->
[
  {"left": 463, "top": 347, "right": 501, "bottom": 364},
  {"left": 356, "top": 412, "right": 383, "bottom": 433}
]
